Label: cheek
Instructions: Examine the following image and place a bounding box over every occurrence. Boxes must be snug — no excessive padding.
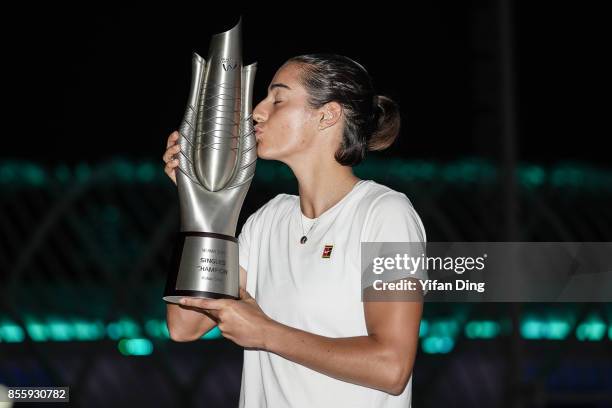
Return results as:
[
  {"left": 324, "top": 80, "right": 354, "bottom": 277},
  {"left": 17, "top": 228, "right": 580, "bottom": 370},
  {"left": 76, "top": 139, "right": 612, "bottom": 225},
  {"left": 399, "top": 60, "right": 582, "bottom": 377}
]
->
[
  {"left": 271, "top": 110, "right": 304, "bottom": 144},
  {"left": 282, "top": 108, "right": 316, "bottom": 144},
  {"left": 258, "top": 107, "right": 316, "bottom": 158}
]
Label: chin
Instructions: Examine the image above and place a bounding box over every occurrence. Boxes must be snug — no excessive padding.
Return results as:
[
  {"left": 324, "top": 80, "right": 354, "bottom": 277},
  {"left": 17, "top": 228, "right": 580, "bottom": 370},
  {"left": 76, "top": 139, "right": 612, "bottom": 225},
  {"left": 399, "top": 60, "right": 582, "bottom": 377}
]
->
[{"left": 256, "top": 143, "right": 273, "bottom": 160}]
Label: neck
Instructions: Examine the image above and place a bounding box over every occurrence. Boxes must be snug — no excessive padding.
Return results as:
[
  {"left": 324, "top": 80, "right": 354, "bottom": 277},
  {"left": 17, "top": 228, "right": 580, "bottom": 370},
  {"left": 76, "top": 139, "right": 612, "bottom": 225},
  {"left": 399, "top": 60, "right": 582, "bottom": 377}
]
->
[{"left": 286, "top": 155, "right": 361, "bottom": 219}]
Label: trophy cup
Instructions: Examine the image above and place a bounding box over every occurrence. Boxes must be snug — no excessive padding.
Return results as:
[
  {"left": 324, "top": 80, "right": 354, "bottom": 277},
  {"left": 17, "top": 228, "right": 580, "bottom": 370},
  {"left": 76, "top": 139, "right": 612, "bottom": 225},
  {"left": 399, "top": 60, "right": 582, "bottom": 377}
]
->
[{"left": 163, "top": 18, "right": 257, "bottom": 303}]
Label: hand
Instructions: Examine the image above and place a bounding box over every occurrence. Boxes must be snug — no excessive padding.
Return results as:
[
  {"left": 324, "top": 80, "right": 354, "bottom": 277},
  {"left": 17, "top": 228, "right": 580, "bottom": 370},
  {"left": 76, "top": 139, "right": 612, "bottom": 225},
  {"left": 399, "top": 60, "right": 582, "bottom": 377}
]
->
[
  {"left": 162, "top": 130, "right": 181, "bottom": 185},
  {"left": 179, "top": 288, "right": 272, "bottom": 349}
]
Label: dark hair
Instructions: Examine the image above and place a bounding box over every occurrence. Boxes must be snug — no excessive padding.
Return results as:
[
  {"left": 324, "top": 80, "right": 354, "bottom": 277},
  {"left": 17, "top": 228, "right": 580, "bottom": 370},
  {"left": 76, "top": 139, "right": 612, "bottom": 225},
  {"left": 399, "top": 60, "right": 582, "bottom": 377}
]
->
[{"left": 287, "top": 53, "right": 401, "bottom": 166}]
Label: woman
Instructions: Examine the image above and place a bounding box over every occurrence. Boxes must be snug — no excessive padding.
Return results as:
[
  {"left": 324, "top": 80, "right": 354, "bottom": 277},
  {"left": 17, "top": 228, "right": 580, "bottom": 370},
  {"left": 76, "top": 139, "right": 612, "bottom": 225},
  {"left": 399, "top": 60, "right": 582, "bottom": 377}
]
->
[{"left": 163, "top": 54, "right": 427, "bottom": 407}]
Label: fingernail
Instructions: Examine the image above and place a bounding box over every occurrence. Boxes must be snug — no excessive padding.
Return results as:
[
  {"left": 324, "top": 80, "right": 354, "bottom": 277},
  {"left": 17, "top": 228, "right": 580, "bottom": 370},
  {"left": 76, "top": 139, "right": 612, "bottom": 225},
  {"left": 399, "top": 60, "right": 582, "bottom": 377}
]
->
[{"left": 179, "top": 298, "right": 186, "bottom": 304}]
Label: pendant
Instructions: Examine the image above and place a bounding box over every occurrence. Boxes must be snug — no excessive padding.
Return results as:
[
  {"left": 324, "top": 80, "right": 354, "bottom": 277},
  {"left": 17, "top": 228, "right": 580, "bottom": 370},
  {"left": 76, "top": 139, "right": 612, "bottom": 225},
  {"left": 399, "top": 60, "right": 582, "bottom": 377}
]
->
[{"left": 300, "top": 236, "right": 307, "bottom": 244}]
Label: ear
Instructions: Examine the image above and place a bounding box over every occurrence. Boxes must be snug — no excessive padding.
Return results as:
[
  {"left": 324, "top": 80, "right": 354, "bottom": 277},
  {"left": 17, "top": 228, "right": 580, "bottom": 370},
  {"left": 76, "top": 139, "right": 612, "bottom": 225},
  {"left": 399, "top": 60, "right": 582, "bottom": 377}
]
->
[{"left": 318, "top": 101, "right": 343, "bottom": 131}]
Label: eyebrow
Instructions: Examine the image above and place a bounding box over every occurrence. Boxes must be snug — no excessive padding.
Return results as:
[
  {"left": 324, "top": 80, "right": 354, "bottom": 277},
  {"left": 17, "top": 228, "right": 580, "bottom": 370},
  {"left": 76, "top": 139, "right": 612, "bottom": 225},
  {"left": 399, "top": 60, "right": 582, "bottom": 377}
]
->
[{"left": 268, "top": 83, "right": 292, "bottom": 91}]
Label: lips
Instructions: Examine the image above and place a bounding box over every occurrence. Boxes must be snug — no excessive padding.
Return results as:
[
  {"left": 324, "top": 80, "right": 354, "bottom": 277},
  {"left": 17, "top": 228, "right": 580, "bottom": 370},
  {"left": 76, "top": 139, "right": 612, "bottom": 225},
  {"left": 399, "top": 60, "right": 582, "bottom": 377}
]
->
[{"left": 254, "top": 126, "right": 263, "bottom": 141}]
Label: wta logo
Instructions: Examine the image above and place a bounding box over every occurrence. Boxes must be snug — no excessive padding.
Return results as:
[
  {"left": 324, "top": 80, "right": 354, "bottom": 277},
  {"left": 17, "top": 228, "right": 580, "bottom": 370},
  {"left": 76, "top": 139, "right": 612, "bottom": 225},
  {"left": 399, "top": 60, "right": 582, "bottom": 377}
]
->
[{"left": 221, "top": 57, "right": 238, "bottom": 71}]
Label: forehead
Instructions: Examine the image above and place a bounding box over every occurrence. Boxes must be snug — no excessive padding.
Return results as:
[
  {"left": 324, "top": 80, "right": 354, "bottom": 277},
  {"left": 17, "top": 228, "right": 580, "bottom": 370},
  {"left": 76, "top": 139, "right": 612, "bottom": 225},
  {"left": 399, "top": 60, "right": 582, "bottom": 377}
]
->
[{"left": 269, "top": 63, "right": 303, "bottom": 90}]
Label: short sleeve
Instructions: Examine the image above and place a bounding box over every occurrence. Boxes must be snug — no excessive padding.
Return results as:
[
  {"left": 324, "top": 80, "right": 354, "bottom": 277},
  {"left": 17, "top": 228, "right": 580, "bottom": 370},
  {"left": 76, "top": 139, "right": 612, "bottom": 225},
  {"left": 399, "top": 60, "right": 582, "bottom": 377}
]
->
[
  {"left": 361, "top": 192, "right": 426, "bottom": 243},
  {"left": 361, "top": 192, "right": 428, "bottom": 296},
  {"left": 238, "top": 213, "right": 256, "bottom": 271}
]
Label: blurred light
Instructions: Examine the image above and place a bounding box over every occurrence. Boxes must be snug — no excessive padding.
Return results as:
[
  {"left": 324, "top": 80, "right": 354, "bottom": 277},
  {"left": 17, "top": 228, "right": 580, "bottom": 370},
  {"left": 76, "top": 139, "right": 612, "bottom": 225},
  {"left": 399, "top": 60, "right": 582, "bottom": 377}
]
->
[
  {"left": 202, "top": 326, "right": 222, "bottom": 340},
  {"left": 520, "top": 317, "right": 572, "bottom": 340},
  {"left": 429, "top": 319, "right": 459, "bottom": 338},
  {"left": 72, "top": 319, "right": 105, "bottom": 341},
  {"left": 5, "top": 314, "right": 610, "bottom": 348},
  {"left": 118, "top": 338, "right": 153, "bottom": 356},
  {"left": 465, "top": 320, "right": 500, "bottom": 339},
  {"left": 576, "top": 314, "right": 607, "bottom": 341},
  {"left": 422, "top": 336, "right": 455, "bottom": 354},
  {"left": 0, "top": 320, "right": 25, "bottom": 343},
  {"left": 75, "top": 163, "right": 91, "bottom": 182},
  {"left": 136, "top": 162, "right": 155, "bottom": 182},
  {"left": 47, "top": 318, "right": 74, "bottom": 341},
  {"left": 23, "top": 163, "right": 46, "bottom": 186},
  {"left": 519, "top": 165, "right": 546, "bottom": 189},
  {"left": 24, "top": 318, "right": 48, "bottom": 342},
  {"left": 106, "top": 317, "right": 140, "bottom": 340},
  {"left": 2, "top": 158, "right": 611, "bottom": 191},
  {"left": 145, "top": 319, "right": 170, "bottom": 339},
  {"left": 418, "top": 319, "right": 429, "bottom": 337}
]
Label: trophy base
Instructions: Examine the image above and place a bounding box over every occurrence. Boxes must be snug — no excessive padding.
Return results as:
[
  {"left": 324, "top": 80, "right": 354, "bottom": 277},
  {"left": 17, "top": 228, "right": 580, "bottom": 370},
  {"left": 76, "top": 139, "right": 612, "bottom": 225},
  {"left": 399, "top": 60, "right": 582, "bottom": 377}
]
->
[
  {"left": 163, "top": 231, "right": 240, "bottom": 303},
  {"left": 163, "top": 290, "right": 236, "bottom": 305}
]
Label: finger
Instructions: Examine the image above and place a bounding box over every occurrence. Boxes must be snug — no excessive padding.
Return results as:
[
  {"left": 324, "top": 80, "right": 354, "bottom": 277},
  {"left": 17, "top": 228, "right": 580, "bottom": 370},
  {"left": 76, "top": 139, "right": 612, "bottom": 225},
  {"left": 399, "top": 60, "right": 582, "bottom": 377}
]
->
[
  {"left": 166, "top": 131, "right": 180, "bottom": 149},
  {"left": 162, "top": 144, "right": 181, "bottom": 163},
  {"left": 165, "top": 159, "right": 179, "bottom": 169},
  {"left": 179, "top": 297, "right": 224, "bottom": 310},
  {"left": 164, "top": 163, "right": 178, "bottom": 177}
]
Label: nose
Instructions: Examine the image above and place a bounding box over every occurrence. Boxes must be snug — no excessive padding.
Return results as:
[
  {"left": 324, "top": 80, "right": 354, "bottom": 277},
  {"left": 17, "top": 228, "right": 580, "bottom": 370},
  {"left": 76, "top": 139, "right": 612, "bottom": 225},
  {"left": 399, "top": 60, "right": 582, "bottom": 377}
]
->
[{"left": 252, "top": 101, "right": 267, "bottom": 124}]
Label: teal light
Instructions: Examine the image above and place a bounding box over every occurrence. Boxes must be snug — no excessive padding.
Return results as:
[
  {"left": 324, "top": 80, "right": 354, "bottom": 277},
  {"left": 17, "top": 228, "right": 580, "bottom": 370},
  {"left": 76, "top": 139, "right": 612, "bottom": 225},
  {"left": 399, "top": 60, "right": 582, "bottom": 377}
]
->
[
  {"left": 111, "top": 159, "right": 135, "bottom": 183},
  {"left": 6, "top": 314, "right": 610, "bottom": 346},
  {"left": 421, "top": 336, "right": 455, "bottom": 354},
  {"left": 73, "top": 319, "right": 105, "bottom": 341},
  {"left": 23, "top": 163, "right": 46, "bottom": 186},
  {"left": 520, "top": 316, "right": 572, "bottom": 340},
  {"left": 144, "top": 319, "right": 170, "bottom": 339},
  {"left": 0, "top": 320, "right": 25, "bottom": 343},
  {"left": 429, "top": 319, "right": 459, "bottom": 338},
  {"left": 106, "top": 318, "right": 140, "bottom": 340},
  {"left": 136, "top": 162, "right": 156, "bottom": 182},
  {"left": 25, "top": 320, "right": 48, "bottom": 342},
  {"left": 47, "top": 318, "right": 74, "bottom": 341},
  {"left": 465, "top": 320, "right": 500, "bottom": 339},
  {"left": 519, "top": 165, "right": 546, "bottom": 189},
  {"left": 420, "top": 318, "right": 459, "bottom": 354},
  {"left": 418, "top": 319, "right": 429, "bottom": 338},
  {"left": 202, "top": 326, "right": 222, "bottom": 340},
  {"left": 118, "top": 338, "right": 153, "bottom": 356},
  {"left": 442, "top": 159, "right": 497, "bottom": 184},
  {"left": 2, "top": 158, "right": 612, "bottom": 190},
  {"left": 75, "top": 163, "right": 91, "bottom": 182},
  {"left": 576, "top": 314, "right": 607, "bottom": 341},
  {"left": 0, "top": 162, "right": 16, "bottom": 182}
]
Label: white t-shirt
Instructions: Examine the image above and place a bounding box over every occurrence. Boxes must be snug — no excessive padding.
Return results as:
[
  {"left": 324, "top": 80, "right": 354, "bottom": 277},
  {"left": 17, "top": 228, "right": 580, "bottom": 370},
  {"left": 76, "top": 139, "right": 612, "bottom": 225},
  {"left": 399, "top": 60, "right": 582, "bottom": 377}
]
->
[{"left": 237, "top": 179, "right": 427, "bottom": 408}]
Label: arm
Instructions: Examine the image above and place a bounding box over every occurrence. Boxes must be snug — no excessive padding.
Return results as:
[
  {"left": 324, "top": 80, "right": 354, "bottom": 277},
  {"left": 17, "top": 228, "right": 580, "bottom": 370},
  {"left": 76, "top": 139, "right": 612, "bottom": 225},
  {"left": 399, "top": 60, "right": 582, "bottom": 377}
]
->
[
  {"left": 263, "top": 289, "right": 423, "bottom": 395},
  {"left": 166, "top": 266, "right": 247, "bottom": 342}
]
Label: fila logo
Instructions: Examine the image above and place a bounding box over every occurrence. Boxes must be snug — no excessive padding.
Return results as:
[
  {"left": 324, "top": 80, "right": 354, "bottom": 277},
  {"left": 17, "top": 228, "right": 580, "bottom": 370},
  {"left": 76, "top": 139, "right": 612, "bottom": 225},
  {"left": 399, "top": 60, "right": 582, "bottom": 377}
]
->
[{"left": 322, "top": 244, "right": 334, "bottom": 258}]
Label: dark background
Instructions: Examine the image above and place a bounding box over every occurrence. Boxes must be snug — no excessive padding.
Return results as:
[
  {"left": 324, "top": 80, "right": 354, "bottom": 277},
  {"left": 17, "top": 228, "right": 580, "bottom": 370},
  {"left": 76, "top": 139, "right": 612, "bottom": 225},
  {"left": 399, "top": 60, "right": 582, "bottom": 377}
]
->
[
  {"left": 4, "top": 3, "right": 608, "bottom": 166},
  {"left": 1, "top": 3, "right": 611, "bottom": 408}
]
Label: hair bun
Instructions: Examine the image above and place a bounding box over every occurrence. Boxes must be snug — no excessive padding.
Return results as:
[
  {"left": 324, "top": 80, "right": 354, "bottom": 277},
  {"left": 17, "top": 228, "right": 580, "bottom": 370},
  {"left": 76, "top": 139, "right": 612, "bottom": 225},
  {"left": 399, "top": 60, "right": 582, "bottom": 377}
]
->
[{"left": 367, "top": 95, "right": 401, "bottom": 151}]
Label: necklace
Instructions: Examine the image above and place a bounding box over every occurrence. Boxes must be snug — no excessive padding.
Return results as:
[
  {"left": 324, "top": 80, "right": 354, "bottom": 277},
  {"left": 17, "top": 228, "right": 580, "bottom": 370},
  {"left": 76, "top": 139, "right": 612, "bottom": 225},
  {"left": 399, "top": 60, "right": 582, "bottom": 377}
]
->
[
  {"left": 300, "top": 214, "right": 319, "bottom": 244},
  {"left": 297, "top": 179, "right": 366, "bottom": 244}
]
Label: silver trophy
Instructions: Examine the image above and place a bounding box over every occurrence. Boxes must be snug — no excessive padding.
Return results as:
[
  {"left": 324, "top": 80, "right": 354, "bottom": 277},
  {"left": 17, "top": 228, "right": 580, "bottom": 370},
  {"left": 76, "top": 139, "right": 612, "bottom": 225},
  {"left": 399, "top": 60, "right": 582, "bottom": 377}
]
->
[{"left": 163, "top": 18, "right": 257, "bottom": 303}]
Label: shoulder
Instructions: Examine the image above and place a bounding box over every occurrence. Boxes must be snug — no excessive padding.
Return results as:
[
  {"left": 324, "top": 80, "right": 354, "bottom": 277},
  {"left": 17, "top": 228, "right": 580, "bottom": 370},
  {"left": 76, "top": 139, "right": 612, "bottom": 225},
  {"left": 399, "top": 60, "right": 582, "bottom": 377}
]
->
[
  {"left": 242, "top": 193, "right": 296, "bottom": 227},
  {"left": 358, "top": 181, "right": 426, "bottom": 242},
  {"left": 357, "top": 180, "right": 416, "bottom": 215}
]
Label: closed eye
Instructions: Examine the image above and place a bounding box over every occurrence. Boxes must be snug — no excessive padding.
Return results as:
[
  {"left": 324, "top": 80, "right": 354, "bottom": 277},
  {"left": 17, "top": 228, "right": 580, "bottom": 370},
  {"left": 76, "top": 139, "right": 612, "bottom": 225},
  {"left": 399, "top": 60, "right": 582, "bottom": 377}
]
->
[{"left": 273, "top": 101, "right": 282, "bottom": 105}]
